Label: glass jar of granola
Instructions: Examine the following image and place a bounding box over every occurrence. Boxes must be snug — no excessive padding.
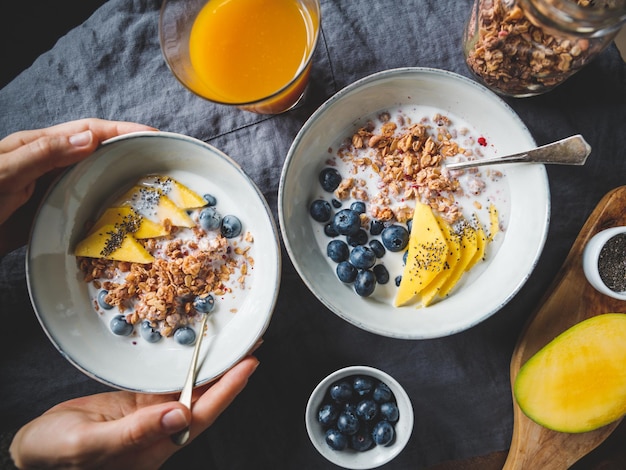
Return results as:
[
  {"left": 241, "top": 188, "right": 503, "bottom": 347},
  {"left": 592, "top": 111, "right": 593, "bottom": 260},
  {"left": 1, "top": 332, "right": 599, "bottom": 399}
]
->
[{"left": 463, "top": 0, "right": 626, "bottom": 97}]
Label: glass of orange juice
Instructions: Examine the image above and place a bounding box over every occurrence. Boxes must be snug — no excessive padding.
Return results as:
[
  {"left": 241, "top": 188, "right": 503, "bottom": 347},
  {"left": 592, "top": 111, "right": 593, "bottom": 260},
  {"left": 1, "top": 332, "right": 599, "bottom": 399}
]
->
[{"left": 159, "top": 0, "right": 321, "bottom": 114}]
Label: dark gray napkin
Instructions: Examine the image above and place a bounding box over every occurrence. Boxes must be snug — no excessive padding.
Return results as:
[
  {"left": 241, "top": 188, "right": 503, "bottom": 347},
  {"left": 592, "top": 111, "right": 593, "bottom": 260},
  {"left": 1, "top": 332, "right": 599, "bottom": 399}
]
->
[{"left": 1, "top": 0, "right": 625, "bottom": 468}]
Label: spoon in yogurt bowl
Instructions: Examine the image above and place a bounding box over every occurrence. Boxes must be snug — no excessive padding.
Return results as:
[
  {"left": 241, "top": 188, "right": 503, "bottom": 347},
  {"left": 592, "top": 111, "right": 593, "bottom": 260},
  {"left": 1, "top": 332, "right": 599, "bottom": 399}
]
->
[
  {"left": 444, "top": 134, "right": 591, "bottom": 171},
  {"left": 171, "top": 310, "right": 211, "bottom": 446}
]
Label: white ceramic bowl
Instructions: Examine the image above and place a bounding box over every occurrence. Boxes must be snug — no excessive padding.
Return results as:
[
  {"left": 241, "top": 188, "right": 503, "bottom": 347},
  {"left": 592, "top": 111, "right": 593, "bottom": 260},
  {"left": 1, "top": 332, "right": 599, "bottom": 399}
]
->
[
  {"left": 583, "top": 227, "right": 626, "bottom": 301},
  {"left": 27, "top": 131, "right": 281, "bottom": 393},
  {"left": 278, "top": 67, "right": 550, "bottom": 339},
  {"left": 305, "top": 366, "right": 414, "bottom": 469}
]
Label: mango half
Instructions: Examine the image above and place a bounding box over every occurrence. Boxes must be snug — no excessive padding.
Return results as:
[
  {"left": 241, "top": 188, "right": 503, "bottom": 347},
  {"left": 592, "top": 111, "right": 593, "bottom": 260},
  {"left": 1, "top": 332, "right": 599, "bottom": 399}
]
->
[{"left": 514, "top": 313, "right": 626, "bottom": 433}]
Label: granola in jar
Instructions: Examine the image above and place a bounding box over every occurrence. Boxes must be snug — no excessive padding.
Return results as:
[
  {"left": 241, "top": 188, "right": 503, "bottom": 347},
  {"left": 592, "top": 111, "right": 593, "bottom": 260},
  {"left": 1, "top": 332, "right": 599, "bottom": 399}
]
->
[{"left": 463, "top": 0, "right": 625, "bottom": 97}]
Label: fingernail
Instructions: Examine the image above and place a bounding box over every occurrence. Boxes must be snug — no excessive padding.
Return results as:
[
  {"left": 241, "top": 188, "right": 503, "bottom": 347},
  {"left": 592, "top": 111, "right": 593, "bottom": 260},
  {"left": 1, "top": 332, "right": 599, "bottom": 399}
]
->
[
  {"left": 69, "top": 130, "right": 93, "bottom": 147},
  {"left": 162, "top": 408, "right": 189, "bottom": 433}
]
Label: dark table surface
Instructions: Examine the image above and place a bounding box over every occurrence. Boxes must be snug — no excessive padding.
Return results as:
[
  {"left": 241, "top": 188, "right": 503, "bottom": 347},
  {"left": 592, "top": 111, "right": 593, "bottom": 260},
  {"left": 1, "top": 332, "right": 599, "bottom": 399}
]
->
[{"left": 1, "top": 1, "right": 626, "bottom": 469}]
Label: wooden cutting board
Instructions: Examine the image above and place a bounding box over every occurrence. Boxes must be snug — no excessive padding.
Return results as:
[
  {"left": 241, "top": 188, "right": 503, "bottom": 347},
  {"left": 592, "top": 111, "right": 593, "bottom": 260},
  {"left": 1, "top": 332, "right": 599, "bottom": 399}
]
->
[{"left": 503, "top": 186, "right": 626, "bottom": 469}]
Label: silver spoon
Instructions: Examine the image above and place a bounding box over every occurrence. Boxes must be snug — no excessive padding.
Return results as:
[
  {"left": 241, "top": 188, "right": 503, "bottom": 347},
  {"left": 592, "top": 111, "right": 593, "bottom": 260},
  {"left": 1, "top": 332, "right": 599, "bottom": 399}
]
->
[
  {"left": 444, "top": 134, "right": 591, "bottom": 171},
  {"left": 171, "top": 312, "right": 209, "bottom": 446}
]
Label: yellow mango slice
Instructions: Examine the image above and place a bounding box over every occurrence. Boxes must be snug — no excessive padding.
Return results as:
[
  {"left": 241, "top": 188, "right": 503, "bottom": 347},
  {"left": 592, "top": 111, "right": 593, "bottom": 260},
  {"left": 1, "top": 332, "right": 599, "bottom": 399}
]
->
[
  {"left": 117, "top": 186, "right": 195, "bottom": 228},
  {"left": 394, "top": 203, "right": 448, "bottom": 307},
  {"left": 514, "top": 313, "right": 626, "bottom": 433},
  {"left": 420, "top": 217, "right": 461, "bottom": 307},
  {"left": 438, "top": 221, "right": 479, "bottom": 298},
  {"left": 89, "top": 207, "right": 169, "bottom": 239},
  {"left": 466, "top": 221, "right": 487, "bottom": 271},
  {"left": 138, "top": 175, "right": 207, "bottom": 209},
  {"left": 488, "top": 203, "right": 499, "bottom": 241},
  {"left": 75, "top": 224, "right": 154, "bottom": 264}
]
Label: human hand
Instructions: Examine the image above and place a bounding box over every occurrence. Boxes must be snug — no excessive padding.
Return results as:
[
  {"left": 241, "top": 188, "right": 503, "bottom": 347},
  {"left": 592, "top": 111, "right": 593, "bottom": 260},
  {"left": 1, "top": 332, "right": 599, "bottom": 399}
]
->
[
  {"left": 0, "top": 118, "right": 155, "bottom": 255},
  {"left": 9, "top": 355, "right": 259, "bottom": 470}
]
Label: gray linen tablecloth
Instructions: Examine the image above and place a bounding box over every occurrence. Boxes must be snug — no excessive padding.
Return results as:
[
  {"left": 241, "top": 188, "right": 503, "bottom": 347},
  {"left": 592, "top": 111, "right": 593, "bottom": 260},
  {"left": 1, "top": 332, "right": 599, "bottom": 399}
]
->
[{"left": 1, "top": 0, "right": 625, "bottom": 468}]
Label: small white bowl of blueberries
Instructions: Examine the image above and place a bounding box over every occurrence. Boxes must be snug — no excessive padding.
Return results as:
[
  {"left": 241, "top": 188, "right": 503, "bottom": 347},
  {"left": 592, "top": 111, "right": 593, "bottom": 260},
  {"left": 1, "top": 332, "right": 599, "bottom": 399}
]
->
[{"left": 305, "top": 366, "right": 413, "bottom": 469}]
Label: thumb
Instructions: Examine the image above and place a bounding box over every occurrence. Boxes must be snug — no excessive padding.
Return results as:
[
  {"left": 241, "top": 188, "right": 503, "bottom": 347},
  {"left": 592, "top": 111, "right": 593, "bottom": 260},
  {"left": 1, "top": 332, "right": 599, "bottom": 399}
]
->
[
  {"left": 1, "top": 130, "right": 99, "bottom": 189},
  {"left": 93, "top": 403, "right": 191, "bottom": 451}
]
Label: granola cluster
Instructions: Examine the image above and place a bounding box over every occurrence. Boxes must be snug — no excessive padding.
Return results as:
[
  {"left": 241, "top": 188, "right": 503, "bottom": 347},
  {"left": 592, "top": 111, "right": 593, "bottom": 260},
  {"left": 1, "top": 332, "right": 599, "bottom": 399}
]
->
[
  {"left": 464, "top": 0, "right": 600, "bottom": 96},
  {"left": 332, "top": 112, "right": 486, "bottom": 226},
  {"left": 78, "top": 225, "right": 254, "bottom": 338}
]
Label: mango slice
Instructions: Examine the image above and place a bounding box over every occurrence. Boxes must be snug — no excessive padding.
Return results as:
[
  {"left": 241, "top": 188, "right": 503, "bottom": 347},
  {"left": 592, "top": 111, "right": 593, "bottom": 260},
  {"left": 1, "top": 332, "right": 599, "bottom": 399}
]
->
[
  {"left": 394, "top": 203, "right": 448, "bottom": 307},
  {"left": 514, "top": 313, "right": 626, "bottom": 433},
  {"left": 75, "top": 224, "right": 154, "bottom": 264},
  {"left": 488, "top": 203, "right": 500, "bottom": 241},
  {"left": 138, "top": 175, "right": 207, "bottom": 209},
  {"left": 89, "top": 207, "right": 169, "bottom": 239},
  {"left": 117, "top": 186, "right": 195, "bottom": 228},
  {"left": 438, "top": 221, "right": 479, "bottom": 299},
  {"left": 420, "top": 217, "right": 461, "bottom": 306}
]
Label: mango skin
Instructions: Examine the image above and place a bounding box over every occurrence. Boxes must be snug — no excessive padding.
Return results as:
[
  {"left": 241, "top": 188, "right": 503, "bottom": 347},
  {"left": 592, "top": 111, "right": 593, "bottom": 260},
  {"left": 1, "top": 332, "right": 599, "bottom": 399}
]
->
[{"left": 514, "top": 313, "right": 626, "bottom": 433}]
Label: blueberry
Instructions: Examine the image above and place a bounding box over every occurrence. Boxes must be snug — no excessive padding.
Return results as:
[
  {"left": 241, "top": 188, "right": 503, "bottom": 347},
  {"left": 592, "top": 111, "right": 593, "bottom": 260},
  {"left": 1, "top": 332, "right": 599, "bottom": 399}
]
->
[
  {"left": 373, "top": 264, "right": 390, "bottom": 284},
  {"left": 372, "top": 420, "right": 395, "bottom": 446},
  {"left": 193, "top": 294, "right": 215, "bottom": 313},
  {"left": 369, "top": 239, "right": 386, "bottom": 258},
  {"left": 350, "top": 201, "right": 366, "bottom": 214},
  {"left": 329, "top": 380, "right": 353, "bottom": 403},
  {"left": 356, "top": 399, "right": 378, "bottom": 422},
  {"left": 331, "top": 198, "right": 342, "bottom": 209},
  {"left": 333, "top": 209, "right": 361, "bottom": 236},
  {"left": 380, "top": 402, "right": 399, "bottom": 423},
  {"left": 370, "top": 220, "right": 385, "bottom": 236},
  {"left": 139, "top": 320, "right": 162, "bottom": 343},
  {"left": 403, "top": 250, "right": 408, "bottom": 265},
  {"left": 336, "top": 261, "right": 358, "bottom": 283},
  {"left": 324, "top": 223, "right": 338, "bottom": 237},
  {"left": 199, "top": 206, "right": 221, "bottom": 231},
  {"left": 350, "top": 428, "right": 374, "bottom": 452},
  {"left": 337, "top": 410, "right": 360, "bottom": 435},
  {"left": 203, "top": 193, "right": 217, "bottom": 206},
  {"left": 309, "top": 199, "right": 332, "bottom": 223},
  {"left": 353, "top": 376, "right": 374, "bottom": 397},
  {"left": 373, "top": 381, "right": 393, "bottom": 403},
  {"left": 325, "top": 429, "right": 348, "bottom": 451},
  {"left": 110, "top": 315, "right": 133, "bottom": 336},
  {"left": 319, "top": 168, "right": 343, "bottom": 192},
  {"left": 220, "top": 214, "right": 242, "bottom": 238},
  {"left": 97, "top": 290, "right": 114, "bottom": 310},
  {"left": 318, "top": 403, "right": 339, "bottom": 427},
  {"left": 346, "top": 229, "right": 368, "bottom": 247},
  {"left": 327, "top": 240, "right": 349, "bottom": 263},
  {"left": 354, "top": 270, "right": 377, "bottom": 297},
  {"left": 381, "top": 225, "right": 409, "bottom": 252},
  {"left": 407, "top": 219, "right": 413, "bottom": 233},
  {"left": 395, "top": 275, "right": 402, "bottom": 287},
  {"left": 174, "top": 326, "right": 196, "bottom": 345},
  {"left": 349, "top": 245, "right": 376, "bottom": 270}
]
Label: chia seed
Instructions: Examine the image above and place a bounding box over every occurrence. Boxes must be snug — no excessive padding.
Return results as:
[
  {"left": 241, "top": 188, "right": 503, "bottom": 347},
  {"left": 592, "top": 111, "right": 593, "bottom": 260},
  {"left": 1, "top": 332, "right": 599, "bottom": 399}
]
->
[{"left": 597, "top": 233, "right": 626, "bottom": 293}]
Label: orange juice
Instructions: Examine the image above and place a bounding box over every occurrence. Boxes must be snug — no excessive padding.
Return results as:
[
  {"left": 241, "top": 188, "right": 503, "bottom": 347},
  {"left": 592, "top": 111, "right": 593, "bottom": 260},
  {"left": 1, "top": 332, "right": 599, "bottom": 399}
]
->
[{"left": 188, "top": 0, "right": 319, "bottom": 109}]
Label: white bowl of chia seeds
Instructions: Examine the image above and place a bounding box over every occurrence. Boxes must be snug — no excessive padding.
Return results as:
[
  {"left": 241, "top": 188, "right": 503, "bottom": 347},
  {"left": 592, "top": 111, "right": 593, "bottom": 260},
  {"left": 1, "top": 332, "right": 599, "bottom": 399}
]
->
[
  {"left": 27, "top": 131, "right": 280, "bottom": 393},
  {"left": 279, "top": 67, "right": 550, "bottom": 339},
  {"left": 583, "top": 226, "right": 626, "bottom": 301}
]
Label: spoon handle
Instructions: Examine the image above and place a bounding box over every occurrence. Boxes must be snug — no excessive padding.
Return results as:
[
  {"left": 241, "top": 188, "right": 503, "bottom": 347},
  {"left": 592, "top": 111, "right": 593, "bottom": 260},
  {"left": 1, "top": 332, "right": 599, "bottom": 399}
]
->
[
  {"left": 445, "top": 135, "right": 591, "bottom": 171},
  {"left": 171, "top": 312, "right": 209, "bottom": 446}
]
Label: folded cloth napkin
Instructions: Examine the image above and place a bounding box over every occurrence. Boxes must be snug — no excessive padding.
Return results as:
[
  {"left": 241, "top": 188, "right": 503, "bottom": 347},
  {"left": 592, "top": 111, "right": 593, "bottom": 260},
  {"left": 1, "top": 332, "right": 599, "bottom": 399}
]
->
[{"left": 1, "top": 0, "right": 625, "bottom": 468}]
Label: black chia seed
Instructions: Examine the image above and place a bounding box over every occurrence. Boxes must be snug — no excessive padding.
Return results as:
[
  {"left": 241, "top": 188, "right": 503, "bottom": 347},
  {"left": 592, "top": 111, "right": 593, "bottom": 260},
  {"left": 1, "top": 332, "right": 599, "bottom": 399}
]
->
[{"left": 597, "top": 233, "right": 626, "bottom": 293}]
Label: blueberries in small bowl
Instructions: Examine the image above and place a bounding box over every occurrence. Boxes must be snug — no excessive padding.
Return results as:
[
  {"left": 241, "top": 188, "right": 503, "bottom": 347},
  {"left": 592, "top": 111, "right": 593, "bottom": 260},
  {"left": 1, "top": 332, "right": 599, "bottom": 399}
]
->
[{"left": 306, "top": 366, "right": 412, "bottom": 464}]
